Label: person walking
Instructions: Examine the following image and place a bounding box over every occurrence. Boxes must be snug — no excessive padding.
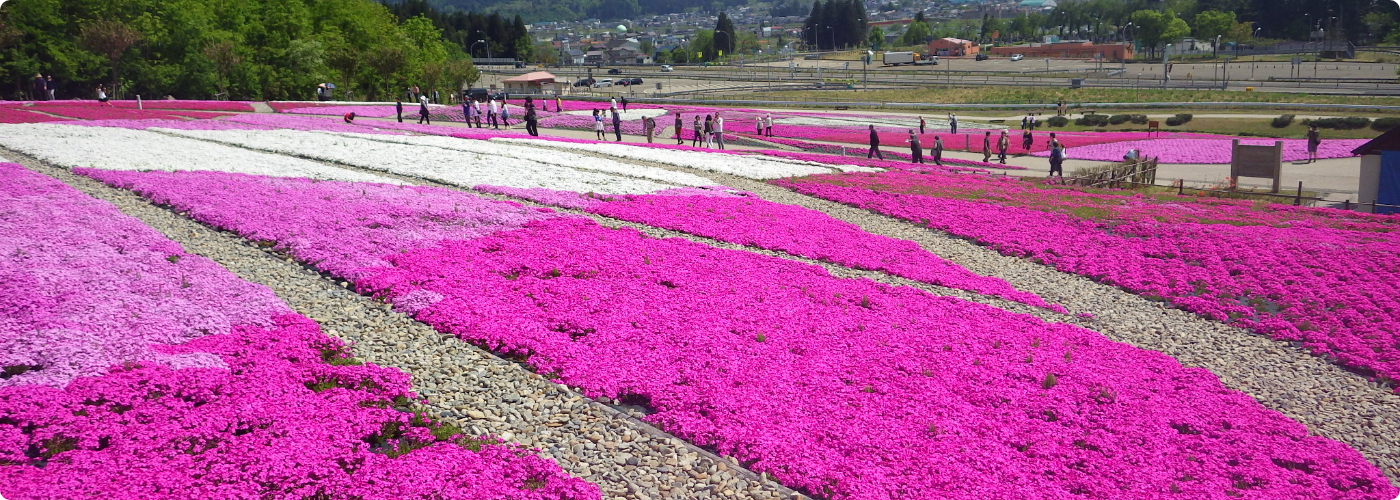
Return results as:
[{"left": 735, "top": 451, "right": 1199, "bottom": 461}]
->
[
  {"left": 611, "top": 108, "right": 623, "bottom": 141},
  {"left": 473, "top": 100, "right": 484, "bottom": 128},
  {"left": 919, "top": 116, "right": 926, "bottom": 134},
  {"left": 609, "top": 97, "right": 617, "bottom": 113},
  {"left": 1028, "top": 114, "right": 1037, "bottom": 130},
  {"left": 692, "top": 115, "right": 703, "bottom": 147},
  {"left": 764, "top": 114, "right": 774, "bottom": 136},
  {"left": 756, "top": 117, "right": 763, "bottom": 135},
  {"left": 1306, "top": 125, "right": 1321, "bottom": 163},
  {"left": 982, "top": 131, "right": 992, "bottom": 162},
  {"left": 948, "top": 113, "right": 958, "bottom": 134},
  {"left": 432, "top": 90, "right": 440, "bottom": 104},
  {"left": 998, "top": 130, "right": 1010, "bottom": 164},
  {"left": 713, "top": 113, "right": 725, "bottom": 150},
  {"left": 593, "top": 110, "right": 606, "bottom": 140},
  {"left": 463, "top": 99, "right": 475, "bottom": 127},
  {"left": 932, "top": 135, "right": 945, "bottom": 166},
  {"left": 867, "top": 125, "right": 883, "bottom": 160},
  {"left": 1021, "top": 129, "right": 1033, "bottom": 153},
  {"left": 620, "top": 96, "right": 629, "bottom": 112},
  {"left": 500, "top": 102, "right": 511, "bottom": 128},
  {"left": 524, "top": 104, "right": 539, "bottom": 136},
  {"left": 488, "top": 98, "right": 500, "bottom": 129},
  {"left": 396, "top": 99, "right": 404, "bottom": 123},
  {"left": 417, "top": 95, "right": 431, "bottom": 124},
  {"left": 674, "top": 111, "right": 684, "bottom": 145},
  {"left": 703, "top": 114, "right": 715, "bottom": 148},
  {"left": 1048, "top": 133, "right": 1066, "bottom": 178},
  {"left": 1020, "top": 115, "right": 1029, "bottom": 130},
  {"left": 95, "top": 85, "right": 113, "bottom": 107},
  {"left": 906, "top": 130, "right": 923, "bottom": 164},
  {"left": 644, "top": 115, "right": 655, "bottom": 143},
  {"left": 46, "top": 75, "right": 56, "bottom": 101},
  {"left": 555, "top": 95, "right": 563, "bottom": 113},
  {"left": 32, "top": 74, "right": 47, "bottom": 101}
]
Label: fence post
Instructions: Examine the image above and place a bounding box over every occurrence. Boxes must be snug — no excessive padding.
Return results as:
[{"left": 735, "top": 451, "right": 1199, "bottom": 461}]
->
[
  {"left": 1294, "top": 181, "right": 1303, "bottom": 206},
  {"left": 1178, "top": 180, "right": 1184, "bottom": 196},
  {"left": 1344, "top": 199, "right": 1351, "bottom": 211}
]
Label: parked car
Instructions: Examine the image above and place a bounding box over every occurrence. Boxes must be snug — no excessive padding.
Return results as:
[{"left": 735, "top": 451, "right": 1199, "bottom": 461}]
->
[
  {"left": 617, "top": 78, "right": 631, "bottom": 86},
  {"left": 573, "top": 78, "right": 595, "bottom": 87},
  {"left": 660, "top": 65, "right": 674, "bottom": 72},
  {"left": 975, "top": 53, "right": 989, "bottom": 61},
  {"left": 628, "top": 77, "right": 643, "bottom": 85},
  {"left": 1010, "top": 54, "right": 1024, "bottom": 61},
  {"left": 593, "top": 79, "right": 613, "bottom": 88},
  {"left": 463, "top": 88, "right": 490, "bottom": 102},
  {"left": 607, "top": 68, "right": 623, "bottom": 75}
]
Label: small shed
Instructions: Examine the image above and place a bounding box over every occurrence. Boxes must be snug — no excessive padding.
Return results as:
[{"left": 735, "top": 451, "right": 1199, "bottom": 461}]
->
[
  {"left": 501, "top": 72, "right": 559, "bottom": 94},
  {"left": 1350, "top": 127, "right": 1400, "bottom": 214}
]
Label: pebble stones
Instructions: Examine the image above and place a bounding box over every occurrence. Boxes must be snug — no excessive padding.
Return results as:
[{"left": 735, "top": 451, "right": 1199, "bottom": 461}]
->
[{"left": 6, "top": 153, "right": 806, "bottom": 500}]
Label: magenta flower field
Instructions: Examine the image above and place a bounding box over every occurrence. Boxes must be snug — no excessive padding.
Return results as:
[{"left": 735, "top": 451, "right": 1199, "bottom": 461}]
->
[
  {"left": 0, "top": 163, "right": 596, "bottom": 499},
  {"left": 777, "top": 170, "right": 1400, "bottom": 383},
  {"left": 73, "top": 167, "right": 1397, "bottom": 500},
  {"left": 1030, "top": 138, "right": 1366, "bottom": 163}
]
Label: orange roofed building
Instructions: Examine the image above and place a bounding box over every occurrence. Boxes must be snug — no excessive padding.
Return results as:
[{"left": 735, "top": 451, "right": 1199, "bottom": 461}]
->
[
  {"left": 927, "top": 38, "right": 979, "bottom": 57},
  {"left": 989, "top": 41, "right": 1133, "bottom": 60}
]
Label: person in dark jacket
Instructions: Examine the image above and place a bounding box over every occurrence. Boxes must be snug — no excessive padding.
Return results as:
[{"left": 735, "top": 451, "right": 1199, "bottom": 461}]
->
[
  {"left": 395, "top": 100, "right": 403, "bottom": 123},
  {"left": 674, "top": 110, "right": 684, "bottom": 145},
  {"left": 867, "top": 125, "right": 883, "bottom": 160},
  {"left": 418, "top": 97, "right": 431, "bottom": 124},
  {"left": 32, "top": 74, "right": 47, "bottom": 101},
  {"left": 906, "top": 130, "right": 923, "bottom": 164},
  {"left": 611, "top": 109, "right": 623, "bottom": 141},
  {"left": 524, "top": 104, "right": 539, "bottom": 136}
]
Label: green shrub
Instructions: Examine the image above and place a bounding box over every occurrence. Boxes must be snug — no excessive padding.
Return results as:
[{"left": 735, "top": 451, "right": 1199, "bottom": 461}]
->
[
  {"left": 1046, "top": 116, "right": 1069, "bottom": 127},
  {"left": 1129, "top": 114, "right": 1149, "bottom": 125},
  {"left": 1307, "top": 117, "right": 1372, "bottom": 129},
  {"left": 1074, "top": 114, "right": 1108, "bottom": 127},
  {"left": 1164, "top": 113, "right": 1193, "bottom": 127},
  {"left": 1372, "top": 117, "right": 1400, "bottom": 131},
  {"left": 1107, "top": 114, "right": 1132, "bottom": 125},
  {"left": 1270, "top": 114, "right": 1295, "bottom": 128}
]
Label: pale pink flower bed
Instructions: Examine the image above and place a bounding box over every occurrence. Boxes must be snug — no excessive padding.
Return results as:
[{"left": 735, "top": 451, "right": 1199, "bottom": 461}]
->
[{"left": 1029, "top": 138, "right": 1367, "bottom": 163}]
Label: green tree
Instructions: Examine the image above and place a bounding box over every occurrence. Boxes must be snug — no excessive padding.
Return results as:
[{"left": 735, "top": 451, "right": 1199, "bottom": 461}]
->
[
  {"left": 714, "top": 11, "right": 737, "bottom": 56},
  {"left": 867, "top": 26, "right": 884, "bottom": 50},
  {"left": 1193, "top": 10, "right": 1236, "bottom": 56},
  {"left": 1130, "top": 10, "right": 1166, "bottom": 57},
  {"left": 901, "top": 21, "right": 931, "bottom": 46},
  {"left": 80, "top": 20, "right": 142, "bottom": 90}
]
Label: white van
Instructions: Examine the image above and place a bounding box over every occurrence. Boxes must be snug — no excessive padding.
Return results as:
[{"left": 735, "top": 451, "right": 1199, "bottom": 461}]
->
[{"left": 593, "top": 79, "right": 614, "bottom": 88}]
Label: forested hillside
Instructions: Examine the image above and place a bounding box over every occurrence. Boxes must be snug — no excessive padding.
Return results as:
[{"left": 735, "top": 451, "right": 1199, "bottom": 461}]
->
[{"left": 0, "top": 0, "right": 481, "bottom": 101}]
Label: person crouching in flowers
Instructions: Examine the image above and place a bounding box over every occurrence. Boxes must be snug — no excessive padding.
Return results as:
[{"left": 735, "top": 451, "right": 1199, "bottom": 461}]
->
[{"left": 343, "top": 112, "right": 356, "bottom": 123}]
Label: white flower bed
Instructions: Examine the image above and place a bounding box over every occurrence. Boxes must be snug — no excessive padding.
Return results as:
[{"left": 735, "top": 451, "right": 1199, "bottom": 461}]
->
[
  {"left": 325, "top": 132, "right": 718, "bottom": 187},
  {"left": 562, "top": 109, "right": 671, "bottom": 120},
  {"left": 0, "top": 124, "right": 398, "bottom": 183},
  {"left": 778, "top": 115, "right": 1007, "bottom": 131},
  {"left": 162, "top": 128, "right": 673, "bottom": 194},
  {"left": 492, "top": 138, "right": 838, "bottom": 180}
]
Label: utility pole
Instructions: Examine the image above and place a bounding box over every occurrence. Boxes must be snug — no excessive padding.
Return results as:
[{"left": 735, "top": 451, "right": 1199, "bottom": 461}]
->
[{"left": 1163, "top": 43, "right": 1172, "bottom": 89}]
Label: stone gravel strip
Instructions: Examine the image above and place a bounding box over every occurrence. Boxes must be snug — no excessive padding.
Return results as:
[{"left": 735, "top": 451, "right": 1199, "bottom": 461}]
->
[
  {"left": 627, "top": 160, "right": 1400, "bottom": 486},
  {"left": 5, "top": 149, "right": 807, "bottom": 500}
]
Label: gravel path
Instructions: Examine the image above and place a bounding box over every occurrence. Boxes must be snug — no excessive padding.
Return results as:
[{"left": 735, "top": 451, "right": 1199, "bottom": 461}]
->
[
  {"left": 5, "top": 149, "right": 807, "bottom": 500},
  {"left": 612, "top": 159, "right": 1400, "bottom": 486}
]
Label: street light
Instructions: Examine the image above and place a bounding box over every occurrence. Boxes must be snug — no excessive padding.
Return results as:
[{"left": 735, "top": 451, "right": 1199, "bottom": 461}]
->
[
  {"left": 826, "top": 25, "right": 836, "bottom": 52},
  {"left": 471, "top": 40, "right": 487, "bottom": 59}
]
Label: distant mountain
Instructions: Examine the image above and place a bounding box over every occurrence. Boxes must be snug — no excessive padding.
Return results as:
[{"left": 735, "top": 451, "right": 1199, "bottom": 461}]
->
[{"left": 401, "top": 0, "right": 757, "bottom": 23}]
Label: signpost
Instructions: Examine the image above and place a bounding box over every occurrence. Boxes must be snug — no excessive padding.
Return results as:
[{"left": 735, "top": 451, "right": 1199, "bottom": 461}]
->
[{"left": 1230, "top": 140, "right": 1283, "bottom": 193}]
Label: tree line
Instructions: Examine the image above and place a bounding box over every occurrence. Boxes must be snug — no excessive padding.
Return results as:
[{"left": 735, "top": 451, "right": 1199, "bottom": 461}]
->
[
  {"left": 802, "top": 0, "right": 869, "bottom": 50},
  {"left": 0, "top": 0, "right": 501, "bottom": 102}
]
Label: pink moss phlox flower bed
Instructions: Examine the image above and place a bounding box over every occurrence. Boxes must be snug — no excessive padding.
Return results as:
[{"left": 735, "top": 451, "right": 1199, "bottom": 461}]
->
[
  {"left": 750, "top": 134, "right": 1025, "bottom": 170},
  {"left": 80, "top": 166, "right": 1397, "bottom": 498},
  {"left": 776, "top": 170, "right": 1400, "bottom": 384},
  {"left": 5, "top": 99, "right": 255, "bottom": 112},
  {"left": 58, "top": 118, "right": 275, "bottom": 131},
  {"left": 26, "top": 106, "right": 232, "bottom": 121},
  {"left": 363, "top": 216, "right": 1395, "bottom": 500},
  {"left": 282, "top": 104, "right": 430, "bottom": 118},
  {"left": 0, "top": 106, "right": 70, "bottom": 124},
  {"left": 1028, "top": 138, "right": 1367, "bottom": 163},
  {"left": 475, "top": 185, "right": 1062, "bottom": 312},
  {"left": 0, "top": 163, "right": 597, "bottom": 499},
  {"left": 77, "top": 169, "right": 555, "bottom": 284}
]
